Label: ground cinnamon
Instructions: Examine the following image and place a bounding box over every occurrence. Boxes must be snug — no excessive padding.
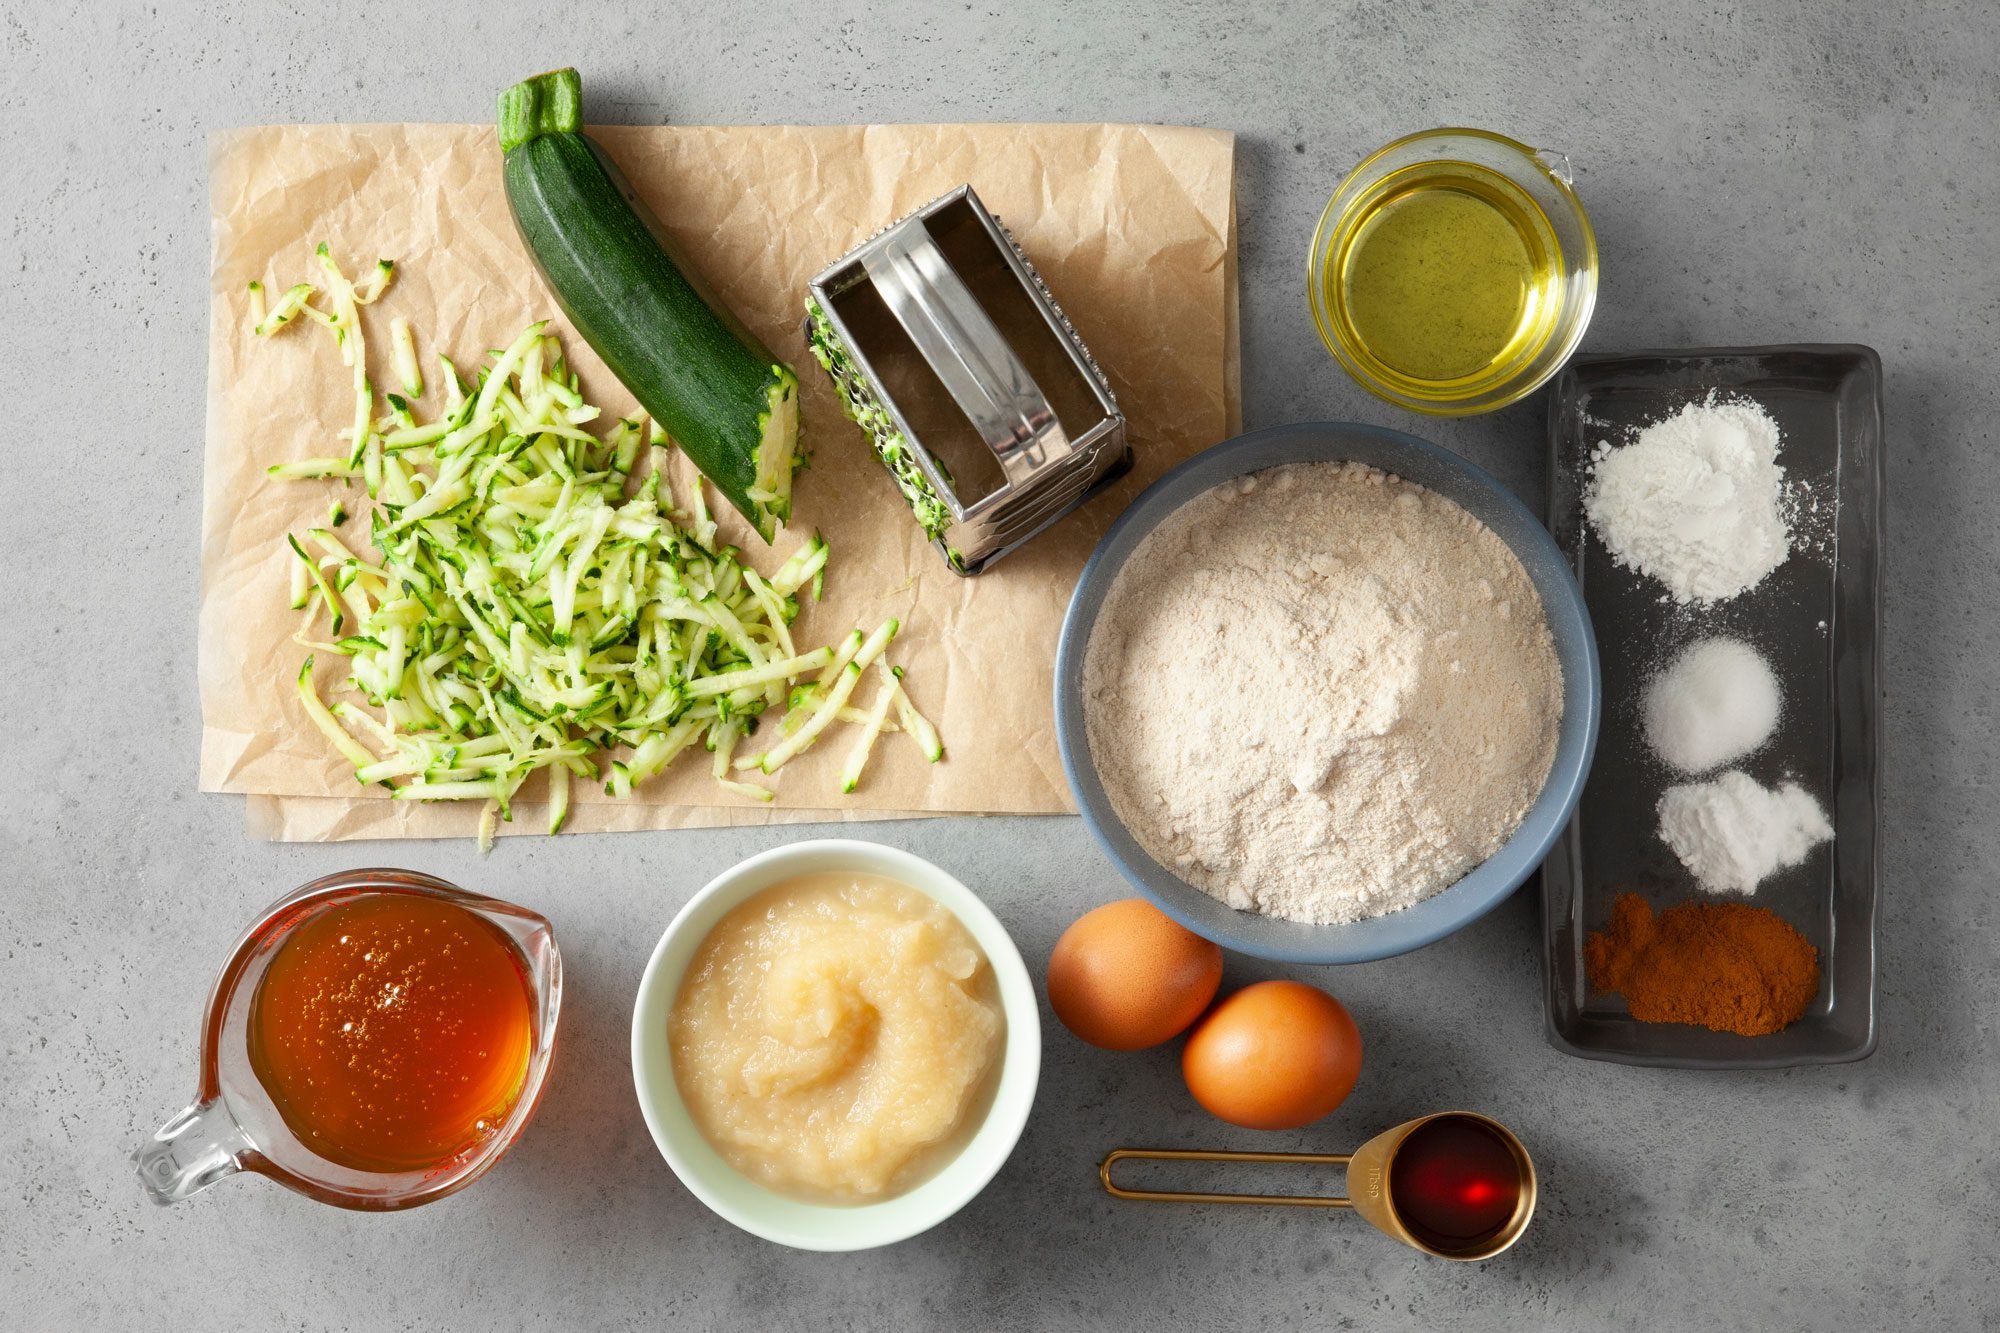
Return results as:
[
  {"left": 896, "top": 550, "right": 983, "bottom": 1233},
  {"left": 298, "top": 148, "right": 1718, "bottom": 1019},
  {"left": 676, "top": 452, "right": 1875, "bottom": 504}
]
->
[{"left": 1584, "top": 892, "right": 1820, "bottom": 1036}]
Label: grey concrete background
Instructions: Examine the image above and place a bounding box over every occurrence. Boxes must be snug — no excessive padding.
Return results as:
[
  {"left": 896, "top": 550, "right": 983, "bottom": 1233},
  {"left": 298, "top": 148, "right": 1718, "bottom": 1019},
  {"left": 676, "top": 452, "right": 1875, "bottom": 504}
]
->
[{"left": 4, "top": 1, "right": 1995, "bottom": 1328}]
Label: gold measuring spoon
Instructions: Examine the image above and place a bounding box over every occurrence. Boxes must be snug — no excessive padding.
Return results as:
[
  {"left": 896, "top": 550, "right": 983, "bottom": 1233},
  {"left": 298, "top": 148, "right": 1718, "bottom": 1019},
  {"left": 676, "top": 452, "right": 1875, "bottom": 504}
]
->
[{"left": 1100, "top": 1111, "right": 1536, "bottom": 1261}]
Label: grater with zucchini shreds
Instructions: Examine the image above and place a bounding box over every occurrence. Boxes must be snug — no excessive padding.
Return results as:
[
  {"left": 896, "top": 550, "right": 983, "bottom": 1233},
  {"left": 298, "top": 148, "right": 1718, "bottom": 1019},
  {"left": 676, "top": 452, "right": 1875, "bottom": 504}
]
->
[{"left": 804, "top": 185, "right": 1130, "bottom": 575}]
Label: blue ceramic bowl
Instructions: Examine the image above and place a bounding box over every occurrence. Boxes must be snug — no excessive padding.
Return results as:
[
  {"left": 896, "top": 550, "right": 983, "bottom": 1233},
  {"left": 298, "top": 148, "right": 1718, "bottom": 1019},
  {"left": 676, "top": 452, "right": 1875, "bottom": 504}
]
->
[{"left": 1054, "top": 422, "right": 1599, "bottom": 964}]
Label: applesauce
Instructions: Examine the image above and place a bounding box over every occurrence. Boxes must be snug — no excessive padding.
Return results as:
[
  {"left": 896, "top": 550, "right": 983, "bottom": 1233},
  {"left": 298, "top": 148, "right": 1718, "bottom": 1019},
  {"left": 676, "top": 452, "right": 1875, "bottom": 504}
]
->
[{"left": 668, "top": 872, "right": 1005, "bottom": 1203}]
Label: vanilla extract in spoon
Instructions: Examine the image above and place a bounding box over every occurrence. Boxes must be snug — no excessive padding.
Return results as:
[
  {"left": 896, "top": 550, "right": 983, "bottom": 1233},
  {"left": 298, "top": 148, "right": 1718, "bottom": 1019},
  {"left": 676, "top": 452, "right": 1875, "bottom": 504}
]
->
[{"left": 1100, "top": 1111, "right": 1536, "bottom": 1260}]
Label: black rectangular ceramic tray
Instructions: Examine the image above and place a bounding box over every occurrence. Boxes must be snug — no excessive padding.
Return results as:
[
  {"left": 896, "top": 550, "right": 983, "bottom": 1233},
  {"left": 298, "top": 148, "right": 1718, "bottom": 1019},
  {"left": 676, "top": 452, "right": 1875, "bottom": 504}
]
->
[{"left": 1543, "top": 346, "right": 1881, "bottom": 1067}]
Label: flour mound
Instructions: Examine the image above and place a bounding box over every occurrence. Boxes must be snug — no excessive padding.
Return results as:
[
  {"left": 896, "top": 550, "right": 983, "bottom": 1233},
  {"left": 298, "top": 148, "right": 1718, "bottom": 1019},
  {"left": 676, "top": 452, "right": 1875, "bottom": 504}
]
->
[
  {"left": 1656, "top": 770, "right": 1833, "bottom": 896},
  {"left": 1584, "top": 397, "right": 1791, "bottom": 604},
  {"left": 1082, "top": 461, "right": 1564, "bottom": 926}
]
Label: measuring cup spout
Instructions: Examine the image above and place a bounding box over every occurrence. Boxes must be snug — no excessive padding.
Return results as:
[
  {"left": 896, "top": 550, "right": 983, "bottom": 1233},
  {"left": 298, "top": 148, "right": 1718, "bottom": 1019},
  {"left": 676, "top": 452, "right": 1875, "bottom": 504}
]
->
[
  {"left": 1533, "top": 148, "right": 1575, "bottom": 187},
  {"left": 134, "top": 1097, "right": 252, "bottom": 1205}
]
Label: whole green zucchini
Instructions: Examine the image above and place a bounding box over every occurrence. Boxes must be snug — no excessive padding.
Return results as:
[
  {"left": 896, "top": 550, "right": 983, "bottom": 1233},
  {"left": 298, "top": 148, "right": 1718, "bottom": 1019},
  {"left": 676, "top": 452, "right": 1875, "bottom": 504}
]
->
[{"left": 498, "top": 68, "right": 800, "bottom": 541}]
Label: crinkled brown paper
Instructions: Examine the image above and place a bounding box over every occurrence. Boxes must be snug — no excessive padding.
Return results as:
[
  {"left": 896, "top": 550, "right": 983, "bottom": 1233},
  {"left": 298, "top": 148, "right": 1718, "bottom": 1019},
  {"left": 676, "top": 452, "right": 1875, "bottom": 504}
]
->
[{"left": 200, "top": 122, "right": 1239, "bottom": 841}]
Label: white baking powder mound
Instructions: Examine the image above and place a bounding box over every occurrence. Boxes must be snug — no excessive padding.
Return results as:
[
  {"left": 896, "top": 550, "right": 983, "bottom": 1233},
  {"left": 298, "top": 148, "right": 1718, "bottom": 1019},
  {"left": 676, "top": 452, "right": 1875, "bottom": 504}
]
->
[
  {"left": 1584, "top": 397, "right": 1791, "bottom": 604},
  {"left": 1657, "top": 770, "right": 1832, "bottom": 895},
  {"left": 1643, "top": 637, "right": 1782, "bottom": 774}
]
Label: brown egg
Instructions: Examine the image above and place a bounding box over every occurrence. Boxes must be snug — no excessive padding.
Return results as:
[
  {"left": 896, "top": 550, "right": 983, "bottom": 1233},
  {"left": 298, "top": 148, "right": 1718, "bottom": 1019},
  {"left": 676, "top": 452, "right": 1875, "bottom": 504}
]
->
[
  {"left": 1046, "top": 899, "right": 1223, "bottom": 1050},
  {"left": 1181, "top": 980, "right": 1362, "bottom": 1130}
]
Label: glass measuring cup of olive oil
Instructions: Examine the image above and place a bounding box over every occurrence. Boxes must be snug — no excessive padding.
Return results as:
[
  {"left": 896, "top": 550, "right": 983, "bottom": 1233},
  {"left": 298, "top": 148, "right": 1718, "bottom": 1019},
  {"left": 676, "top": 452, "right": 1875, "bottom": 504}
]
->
[{"left": 1308, "top": 129, "right": 1598, "bottom": 415}]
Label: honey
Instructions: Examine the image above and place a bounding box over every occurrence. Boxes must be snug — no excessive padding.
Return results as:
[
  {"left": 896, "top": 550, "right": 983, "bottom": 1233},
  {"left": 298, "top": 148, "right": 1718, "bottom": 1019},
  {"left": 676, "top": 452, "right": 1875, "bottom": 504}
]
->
[{"left": 247, "top": 891, "right": 536, "bottom": 1173}]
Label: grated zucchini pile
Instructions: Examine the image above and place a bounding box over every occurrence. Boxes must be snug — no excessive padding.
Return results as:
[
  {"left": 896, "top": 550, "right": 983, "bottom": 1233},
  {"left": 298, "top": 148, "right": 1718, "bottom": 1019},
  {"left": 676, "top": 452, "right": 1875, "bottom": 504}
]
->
[{"left": 253, "top": 248, "right": 941, "bottom": 846}]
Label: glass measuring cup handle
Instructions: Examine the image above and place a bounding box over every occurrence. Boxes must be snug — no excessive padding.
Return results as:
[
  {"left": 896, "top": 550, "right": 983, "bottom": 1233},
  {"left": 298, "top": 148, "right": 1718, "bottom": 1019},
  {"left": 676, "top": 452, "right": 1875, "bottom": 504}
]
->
[{"left": 134, "top": 1097, "right": 254, "bottom": 1205}]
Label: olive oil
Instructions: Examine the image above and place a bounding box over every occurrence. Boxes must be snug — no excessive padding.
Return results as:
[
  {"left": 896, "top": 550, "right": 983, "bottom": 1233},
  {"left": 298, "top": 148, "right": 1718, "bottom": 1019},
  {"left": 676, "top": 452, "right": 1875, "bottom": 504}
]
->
[{"left": 1324, "top": 161, "right": 1564, "bottom": 390}]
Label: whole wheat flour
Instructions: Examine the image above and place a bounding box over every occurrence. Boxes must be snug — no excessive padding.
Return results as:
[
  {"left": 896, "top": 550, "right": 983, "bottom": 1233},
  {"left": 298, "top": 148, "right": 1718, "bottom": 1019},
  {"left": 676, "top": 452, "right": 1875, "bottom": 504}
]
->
[{"left": 1083, "top": 462, "right": 1564, "bottom": 925}]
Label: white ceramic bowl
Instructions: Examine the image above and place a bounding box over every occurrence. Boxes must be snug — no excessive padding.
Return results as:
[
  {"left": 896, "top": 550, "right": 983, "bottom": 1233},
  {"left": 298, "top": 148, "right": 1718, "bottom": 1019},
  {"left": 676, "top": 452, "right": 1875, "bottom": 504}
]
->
[{"left": 630, "top": 839, "right": 1041, "bottom": 1251}]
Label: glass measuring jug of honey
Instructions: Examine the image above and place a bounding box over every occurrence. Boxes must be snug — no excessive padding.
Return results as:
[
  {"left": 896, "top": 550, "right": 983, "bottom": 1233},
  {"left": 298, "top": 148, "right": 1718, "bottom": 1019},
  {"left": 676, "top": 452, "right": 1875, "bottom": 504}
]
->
[
  {"left": 1309, "top": 129, "right": 1598, "bottom": 416},
  {"left": 134, "top": 869, "right": 561, "bottom": 1210}
]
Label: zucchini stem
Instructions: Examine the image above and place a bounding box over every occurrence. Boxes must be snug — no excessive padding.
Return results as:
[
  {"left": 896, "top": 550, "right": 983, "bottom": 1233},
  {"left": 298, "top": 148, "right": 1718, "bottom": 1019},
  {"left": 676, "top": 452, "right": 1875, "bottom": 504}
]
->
[{"left": 497, "top": 68, "right": 583, "bottom": 153}]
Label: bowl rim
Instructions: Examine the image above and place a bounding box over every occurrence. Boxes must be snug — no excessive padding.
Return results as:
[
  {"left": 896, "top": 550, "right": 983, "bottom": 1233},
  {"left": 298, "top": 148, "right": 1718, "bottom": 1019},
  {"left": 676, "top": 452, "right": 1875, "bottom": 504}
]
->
[
  {"left": 629, "top": 838, "right": 1041, "bottom": 1251},
  {"left": 1054, "top": 421, "right": 1600, "bottom": 965}
]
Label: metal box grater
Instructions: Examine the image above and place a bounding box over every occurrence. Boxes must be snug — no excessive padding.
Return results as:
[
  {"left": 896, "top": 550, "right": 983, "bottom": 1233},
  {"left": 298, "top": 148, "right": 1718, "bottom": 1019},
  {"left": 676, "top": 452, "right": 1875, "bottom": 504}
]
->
[{"left": 804, "top": 184, "right": 1130, "bottom": 575}]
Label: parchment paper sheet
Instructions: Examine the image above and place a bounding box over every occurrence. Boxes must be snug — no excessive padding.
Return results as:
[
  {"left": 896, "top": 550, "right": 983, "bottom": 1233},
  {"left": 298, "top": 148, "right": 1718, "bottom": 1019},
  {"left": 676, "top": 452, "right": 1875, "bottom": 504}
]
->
[{"left": 200, "top": 122, "right": 1238, "bottom": 841}]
